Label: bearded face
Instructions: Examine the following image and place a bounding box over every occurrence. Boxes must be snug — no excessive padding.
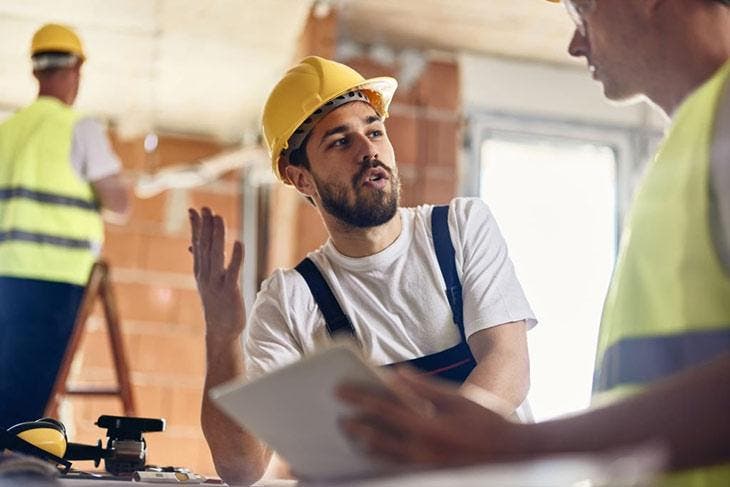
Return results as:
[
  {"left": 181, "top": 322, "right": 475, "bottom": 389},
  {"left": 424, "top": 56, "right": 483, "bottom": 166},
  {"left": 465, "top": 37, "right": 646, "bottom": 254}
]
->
[{"left": 313, "top": 157, "right": 401, "bottom": 228}]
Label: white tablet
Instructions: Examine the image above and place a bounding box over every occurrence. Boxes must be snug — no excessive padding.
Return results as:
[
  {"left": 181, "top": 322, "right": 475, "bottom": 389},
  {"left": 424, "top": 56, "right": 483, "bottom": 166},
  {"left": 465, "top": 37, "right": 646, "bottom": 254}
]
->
[{"left": 209, "top": 346, "right": 400, "bottom": 481}]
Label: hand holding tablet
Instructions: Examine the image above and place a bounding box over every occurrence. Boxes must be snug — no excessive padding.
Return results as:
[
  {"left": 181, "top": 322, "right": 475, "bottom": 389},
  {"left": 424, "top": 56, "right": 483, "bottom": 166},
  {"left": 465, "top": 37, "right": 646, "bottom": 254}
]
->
[{"left": 209, "top": 346, "right": 404, "bottom": 481}]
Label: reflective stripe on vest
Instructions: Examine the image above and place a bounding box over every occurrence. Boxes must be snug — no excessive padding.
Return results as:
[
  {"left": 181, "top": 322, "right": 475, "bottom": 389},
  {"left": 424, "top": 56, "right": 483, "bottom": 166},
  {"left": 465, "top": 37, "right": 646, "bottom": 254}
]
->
[
  {"left": 593, "top": 327, "right": 730, "bottom": 392},
  {"left": 0, "top": 229, "right": 96, "bottom": 250},
  {"left": 0, "top": 187, "right": 98, "bottom": 210},
  {"left": 0, "top": 98, "right": 102, "bottom": 285}
]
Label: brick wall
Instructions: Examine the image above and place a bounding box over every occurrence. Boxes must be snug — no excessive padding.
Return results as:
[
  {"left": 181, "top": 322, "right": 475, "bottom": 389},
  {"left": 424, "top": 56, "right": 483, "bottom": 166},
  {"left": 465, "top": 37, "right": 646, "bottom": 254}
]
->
[{"left": 60, "top": 132, "right": 238, "bottom": 476}]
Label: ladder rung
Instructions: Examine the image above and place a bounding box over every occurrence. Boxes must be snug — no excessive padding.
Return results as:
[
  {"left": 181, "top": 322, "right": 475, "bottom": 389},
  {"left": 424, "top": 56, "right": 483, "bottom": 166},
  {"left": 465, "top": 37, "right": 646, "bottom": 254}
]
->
[{"left": 65, "top": 387, "right": 122, "bottom": 396}]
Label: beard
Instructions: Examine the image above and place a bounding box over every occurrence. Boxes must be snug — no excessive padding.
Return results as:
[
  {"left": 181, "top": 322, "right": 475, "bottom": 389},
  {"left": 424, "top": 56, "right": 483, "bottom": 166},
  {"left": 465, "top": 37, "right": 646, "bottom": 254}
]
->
[{"left": 313, "top": 160, "right": 400, "bottom": 228}]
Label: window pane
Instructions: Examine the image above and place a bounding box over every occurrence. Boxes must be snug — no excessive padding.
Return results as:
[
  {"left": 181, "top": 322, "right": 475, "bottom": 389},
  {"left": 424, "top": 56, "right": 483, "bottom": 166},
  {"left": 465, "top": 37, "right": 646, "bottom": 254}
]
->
[{"left": 481, "top": 137, "right": 617, "bottom": 420}]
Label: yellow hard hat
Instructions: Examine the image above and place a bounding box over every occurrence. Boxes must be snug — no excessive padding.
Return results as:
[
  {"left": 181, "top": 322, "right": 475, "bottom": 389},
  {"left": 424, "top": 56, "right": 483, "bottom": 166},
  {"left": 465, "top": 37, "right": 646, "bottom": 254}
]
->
[
  {"left": 31, "top": 23, "right": 85, "bottom": 61},
  {"left": 262, "top": 56, "right": 397, "bottom": 184}
]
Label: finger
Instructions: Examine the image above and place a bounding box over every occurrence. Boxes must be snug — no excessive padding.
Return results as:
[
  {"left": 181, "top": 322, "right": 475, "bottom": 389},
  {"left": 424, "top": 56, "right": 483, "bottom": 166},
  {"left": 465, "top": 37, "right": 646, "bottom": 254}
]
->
[
  {"left": 337, "top": 386, "right": 431, "bottom": 439},
  {"left": 336, "top": 383, "right": 403, "bottom": 410},
  {"left": 226, "top": 241, "right": 244, "bottom": 283},
  {"left": 390, "top": 368, "right": 463, "bottom": 409},
  {"left": 341, "top": 417, "right": 443, "bottom": 466},
  {"left": 188, "top": 209, "right": 201, "bottom": 276},
  {"left": 340, "top": 417, "right": 413, "bottom": 463},
  {"left": 210, "top": 215, "right": 225, "bottom": 277},
  {"left": 198, "top": 207, "right": 213, "bottom": 281},
  {"left": 338, "top": 376, "right": 436, "bottom": 419}
]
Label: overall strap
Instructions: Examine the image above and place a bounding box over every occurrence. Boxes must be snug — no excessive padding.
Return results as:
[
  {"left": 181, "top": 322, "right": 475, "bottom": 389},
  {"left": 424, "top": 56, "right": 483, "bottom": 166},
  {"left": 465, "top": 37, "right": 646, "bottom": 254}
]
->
[
  {"left": 295, "top": 257, "right": 356, "bottom": 339},
  {"left": 431, "top": 205, "right": 467, "bottom": 342}
]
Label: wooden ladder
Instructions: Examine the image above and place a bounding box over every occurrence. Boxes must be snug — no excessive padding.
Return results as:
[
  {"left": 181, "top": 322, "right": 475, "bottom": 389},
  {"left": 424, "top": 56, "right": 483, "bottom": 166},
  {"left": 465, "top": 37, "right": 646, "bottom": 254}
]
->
[{"left": 45, "top": 261, "right": 135, "bottom": 417}]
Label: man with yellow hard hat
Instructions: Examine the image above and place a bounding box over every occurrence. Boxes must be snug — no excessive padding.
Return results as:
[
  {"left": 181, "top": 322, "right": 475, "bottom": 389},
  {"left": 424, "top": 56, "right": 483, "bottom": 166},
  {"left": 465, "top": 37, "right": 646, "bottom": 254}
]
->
[
  {"left": 188, "top": 55, "right": 537, "bottom": 483},
  {"left": 0, "top": 24, "right": 128, "bottom": 429},
  {"left": 337, "top": 0, "right": 730, "bottom": 482}
]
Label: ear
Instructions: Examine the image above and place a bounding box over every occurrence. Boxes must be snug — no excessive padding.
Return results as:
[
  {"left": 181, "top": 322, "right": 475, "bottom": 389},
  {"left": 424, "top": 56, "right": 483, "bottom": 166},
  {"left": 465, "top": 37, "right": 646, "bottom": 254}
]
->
[{"left": 285, "top": 164, "right": 317, "bottom": 198}]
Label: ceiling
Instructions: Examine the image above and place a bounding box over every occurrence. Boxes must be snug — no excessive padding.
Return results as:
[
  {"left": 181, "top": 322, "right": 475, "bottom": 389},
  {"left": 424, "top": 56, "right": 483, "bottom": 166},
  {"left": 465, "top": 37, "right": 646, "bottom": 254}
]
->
[
  {"left": 0, "top": 0, "right": 576, "bottom": 143},
  {"left": 340, "top": 0, "right": 575, "bottom": 65}
]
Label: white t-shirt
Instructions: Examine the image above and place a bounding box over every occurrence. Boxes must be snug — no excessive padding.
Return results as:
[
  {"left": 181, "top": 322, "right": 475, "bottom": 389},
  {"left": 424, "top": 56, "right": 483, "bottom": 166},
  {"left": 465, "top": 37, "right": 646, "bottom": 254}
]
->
[
  {"left": 245, "top": 197, "right": 537, "bottom": 380},
  {"left": 70, "top": 117, "right": 122, "bottom": 182}
]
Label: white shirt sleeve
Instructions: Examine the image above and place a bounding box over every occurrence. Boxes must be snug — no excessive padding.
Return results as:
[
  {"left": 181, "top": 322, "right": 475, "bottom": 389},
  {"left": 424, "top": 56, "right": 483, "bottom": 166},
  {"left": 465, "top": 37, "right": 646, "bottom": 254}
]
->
[
  {"left": 244, "top": 270, "right": 306, "bottom": 381},
  {"left": 70, "top": 117, "right": 122, "bottom": 182},
  {"left": 449, "top": 197, "right": 537, "bottom": 339}
]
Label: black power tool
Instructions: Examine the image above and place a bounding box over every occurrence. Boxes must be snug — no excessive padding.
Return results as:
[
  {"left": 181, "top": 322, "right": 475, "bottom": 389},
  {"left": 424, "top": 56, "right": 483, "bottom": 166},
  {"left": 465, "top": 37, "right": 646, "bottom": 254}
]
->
[{"left": 65, "top": 415, "right": 165, "bottom": 475}]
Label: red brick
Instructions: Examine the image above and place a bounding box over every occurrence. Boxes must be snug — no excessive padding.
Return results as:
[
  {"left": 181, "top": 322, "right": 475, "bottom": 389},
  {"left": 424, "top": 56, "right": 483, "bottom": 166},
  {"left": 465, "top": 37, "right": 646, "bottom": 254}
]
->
[
  {"left": 174, "top": 289, "right": 206, "bottom": 329},
  {"left": 296, "top": 7, "right": 338, "bottom": 59},
  {"left": 294, "top": 204, "right": 327, "bottom": 262},
  {"left": 346, "top": 58, "right": 398, "bottom": 80},
  {"left": 131, "top": 384, "right": 169, "bottom": 420},
  {"left": 102, "top": 228, "right": 144, "bottom": 268},
  {"left": 155, "top": 135, "right": 224, "bottom": 169},
  {"left": 417, "top": 60, "right": 460, "bottom": 111},
  {"left": 129, "top": 193, "right": 167, "bottom": 225},
  {"left": 425, "top": 119, "right": 459, "bottom": 168},
  {"left": 421, "top": 173, "right": 457, "bottom": 205},
  {"left": 69, "top": 328, "right": 113, "bottom": 371},
  {"left": 399, "top": 180, "right": 419, "bottom": 208},
  {"left": 142, "top": 234, "right": 194, "bottom": 274},
  {"left": 127, "top": 331, "right": 205, "bottom": 376},
  {"left": 109, "top": 133, "right": 145, "bottom": 171},
  {"left": 115, "top": 281, "right": 177, "bottom": 323},
  {"left": 189, "top": 190, "right": 241, "bottom": 234},
  {"left": 386, "top": 114, "right": 418, "bottom": 166},
  {"left": 166, "top": 386, "right": 204, "bottom": 429}
]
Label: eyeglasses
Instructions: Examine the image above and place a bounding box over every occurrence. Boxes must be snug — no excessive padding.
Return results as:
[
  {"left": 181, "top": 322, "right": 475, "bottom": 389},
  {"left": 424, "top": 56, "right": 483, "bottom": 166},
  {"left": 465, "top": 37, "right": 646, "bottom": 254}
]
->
[{"left": 564, "top": 0, "right": 596, "bottom": 37}]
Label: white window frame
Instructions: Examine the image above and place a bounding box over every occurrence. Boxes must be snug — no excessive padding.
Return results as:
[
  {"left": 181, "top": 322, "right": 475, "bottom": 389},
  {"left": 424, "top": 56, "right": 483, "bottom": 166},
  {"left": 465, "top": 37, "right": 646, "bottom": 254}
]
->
[{"left": 462, "top": 109, "right": 663, "bottom": 234}]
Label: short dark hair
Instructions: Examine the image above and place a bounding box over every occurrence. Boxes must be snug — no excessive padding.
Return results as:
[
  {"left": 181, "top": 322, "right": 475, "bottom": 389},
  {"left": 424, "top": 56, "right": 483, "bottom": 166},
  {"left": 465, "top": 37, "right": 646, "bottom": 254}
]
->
[
  {"left": 288, "top": 132, "right": 312, "bottom": 170},
  {"left": 286, "top": 132, "right": 315, "bottom": 206}
]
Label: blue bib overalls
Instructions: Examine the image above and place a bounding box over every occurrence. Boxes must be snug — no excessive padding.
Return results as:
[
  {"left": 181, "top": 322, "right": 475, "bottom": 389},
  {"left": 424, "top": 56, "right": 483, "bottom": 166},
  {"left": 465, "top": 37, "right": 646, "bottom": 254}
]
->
[{"left": 295, "top": 205, "right": 477, "bottom": 383}]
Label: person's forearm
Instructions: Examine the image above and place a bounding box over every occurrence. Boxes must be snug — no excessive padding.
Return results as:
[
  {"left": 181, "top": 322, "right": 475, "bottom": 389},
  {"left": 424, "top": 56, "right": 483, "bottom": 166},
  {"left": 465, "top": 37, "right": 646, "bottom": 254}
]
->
[
  {"left": 463, "top": 355, "right": 529, "bottom": 415},
  {"left": 526, "top": 353, "right": 730, "bottom": 471},
  {"left": 201, "top": 335, "right": 271, "bottom": 484},
  {"left": 463, "top": 324, "right": 530, "bottom": 413}
]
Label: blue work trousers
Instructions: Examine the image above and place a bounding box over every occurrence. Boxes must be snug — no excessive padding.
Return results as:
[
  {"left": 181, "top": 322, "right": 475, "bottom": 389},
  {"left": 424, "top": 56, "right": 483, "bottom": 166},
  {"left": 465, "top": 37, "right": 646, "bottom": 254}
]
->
[{"left": 0, "top": 276, "right": 84, "bottom": 430}]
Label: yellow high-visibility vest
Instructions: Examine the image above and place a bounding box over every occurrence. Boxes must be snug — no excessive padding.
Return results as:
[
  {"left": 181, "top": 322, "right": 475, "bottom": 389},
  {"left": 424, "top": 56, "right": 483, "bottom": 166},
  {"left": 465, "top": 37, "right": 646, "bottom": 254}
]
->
[
  {"left": 0, "top": 97, "right": 103, "bottom": 286},
  {"left": 595, "top": 62, "right": 730, "bottom": 486}
]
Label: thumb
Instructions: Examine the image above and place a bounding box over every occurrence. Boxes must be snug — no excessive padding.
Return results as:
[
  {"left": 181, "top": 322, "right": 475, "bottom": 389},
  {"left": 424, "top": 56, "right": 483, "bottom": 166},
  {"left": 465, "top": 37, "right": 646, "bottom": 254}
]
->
[{"left": 226, "top": 241, "right": 244, "bottom": 282}]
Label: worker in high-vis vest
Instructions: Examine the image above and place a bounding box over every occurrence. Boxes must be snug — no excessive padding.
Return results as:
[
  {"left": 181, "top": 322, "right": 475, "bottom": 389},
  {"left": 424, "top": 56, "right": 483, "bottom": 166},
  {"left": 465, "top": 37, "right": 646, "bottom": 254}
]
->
[
  {"left": 0, "top": 23, "right": 128, "bottom": 429},
  {"left": 337, "top": 0, "right": 730, "bottom": 484}
]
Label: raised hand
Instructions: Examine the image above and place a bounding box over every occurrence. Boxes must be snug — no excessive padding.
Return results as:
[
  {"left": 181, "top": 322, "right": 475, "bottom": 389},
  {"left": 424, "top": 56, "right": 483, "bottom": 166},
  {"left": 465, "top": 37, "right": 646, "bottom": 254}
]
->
[
  {"left": 337, "top": 368, "right": 527, "bottom": 467},
  {"left": 189, "top": 207, "right": 245, "bottom": 341}
]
